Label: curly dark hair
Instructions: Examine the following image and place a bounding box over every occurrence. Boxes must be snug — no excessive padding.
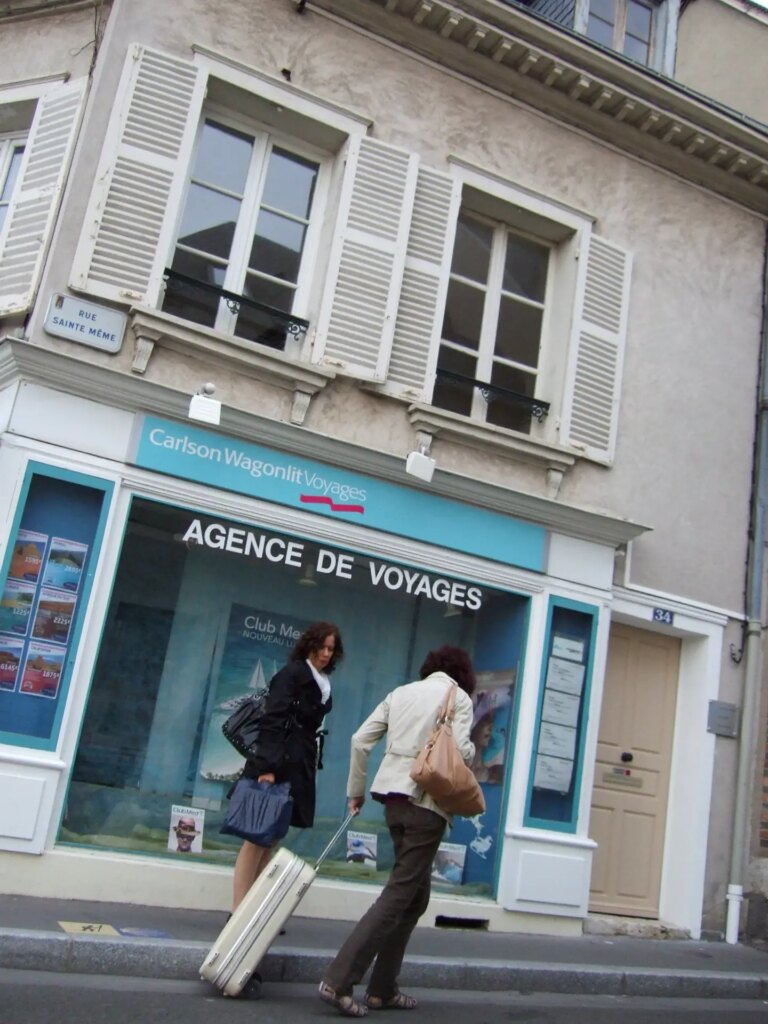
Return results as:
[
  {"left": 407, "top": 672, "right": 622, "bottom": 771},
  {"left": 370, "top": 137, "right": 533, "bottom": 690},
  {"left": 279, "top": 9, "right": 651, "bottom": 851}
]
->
[
  {"left": 291, "top": 621, "right": 344, "bottom": 673},
  {"left": 419, "top": 646, "right": 476, "bottom": 695}
]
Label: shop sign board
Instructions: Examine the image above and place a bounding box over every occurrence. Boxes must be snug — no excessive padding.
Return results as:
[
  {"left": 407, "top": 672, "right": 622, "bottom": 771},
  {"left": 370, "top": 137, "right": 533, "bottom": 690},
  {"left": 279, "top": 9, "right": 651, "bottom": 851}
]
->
[{"left": 131, "top": 416, "right": 547, "bottom": 573}]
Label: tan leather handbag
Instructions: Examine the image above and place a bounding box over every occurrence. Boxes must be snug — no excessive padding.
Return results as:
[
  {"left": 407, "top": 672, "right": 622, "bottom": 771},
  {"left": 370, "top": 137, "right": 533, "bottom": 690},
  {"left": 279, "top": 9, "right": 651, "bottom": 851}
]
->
[{"left": 410, "top": 683, "right": 486, "bottom": 816}]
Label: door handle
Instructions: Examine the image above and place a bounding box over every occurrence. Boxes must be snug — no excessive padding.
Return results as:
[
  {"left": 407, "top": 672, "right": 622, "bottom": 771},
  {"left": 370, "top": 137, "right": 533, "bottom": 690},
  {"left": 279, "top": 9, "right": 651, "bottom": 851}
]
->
[{"left": 620, "top": 751, "right": 634, "bottom": 763}]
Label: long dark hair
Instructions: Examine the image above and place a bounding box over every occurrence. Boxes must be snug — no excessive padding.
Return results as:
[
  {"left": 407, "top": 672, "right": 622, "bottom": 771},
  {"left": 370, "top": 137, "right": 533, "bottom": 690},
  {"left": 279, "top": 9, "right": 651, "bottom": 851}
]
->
[
  {"left": 291, "top": 621, "right": 344, "bottom": 673},
  {"left": 419, "top": 646, "right": 476, "bottom": 695}
]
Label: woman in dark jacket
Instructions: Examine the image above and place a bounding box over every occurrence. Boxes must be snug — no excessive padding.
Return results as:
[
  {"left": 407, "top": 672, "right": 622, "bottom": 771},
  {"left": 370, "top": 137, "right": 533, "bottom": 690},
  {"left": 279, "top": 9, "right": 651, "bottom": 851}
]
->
[{"left": 231, "top": 621, "right": 343, "bottom": 910}]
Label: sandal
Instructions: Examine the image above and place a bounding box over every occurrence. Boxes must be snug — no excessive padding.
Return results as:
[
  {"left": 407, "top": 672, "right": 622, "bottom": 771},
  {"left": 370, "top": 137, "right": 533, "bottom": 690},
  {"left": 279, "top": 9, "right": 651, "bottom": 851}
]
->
[
  {"left": 365, "top": 992, "right": 418, "bottom": 1010},
  {"left": 319, "top": 981, "right": 369, "bottom": 1017}
]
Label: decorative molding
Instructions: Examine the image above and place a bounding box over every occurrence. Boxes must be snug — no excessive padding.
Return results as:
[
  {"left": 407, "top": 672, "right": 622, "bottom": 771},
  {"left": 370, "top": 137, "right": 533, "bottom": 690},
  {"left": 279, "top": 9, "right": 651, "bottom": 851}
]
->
[
  {"left": 309, "top": 0, "right": 768, "bottom": 214},
  {"left": 0, "top": 337, "right": 650, "bottom": 547}
]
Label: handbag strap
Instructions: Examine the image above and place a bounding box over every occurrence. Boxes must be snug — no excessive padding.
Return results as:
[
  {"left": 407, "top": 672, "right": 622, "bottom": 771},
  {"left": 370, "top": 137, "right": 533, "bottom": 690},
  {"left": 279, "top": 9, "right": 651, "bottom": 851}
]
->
[{"left": 436, "top": 680, "right": 457, "bottom": 726}]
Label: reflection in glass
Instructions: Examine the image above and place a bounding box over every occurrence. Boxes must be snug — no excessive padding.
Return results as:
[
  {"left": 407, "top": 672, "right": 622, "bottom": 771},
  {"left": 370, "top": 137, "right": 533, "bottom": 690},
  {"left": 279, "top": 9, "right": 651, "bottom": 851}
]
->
[
  {"left": 249, "top": 210, "right": 306, "bottom": 282},
  {"left": 176, "top": 184, "right": 240, "bottom": 260},
  {"left": 432, "top": 346, "right": 476, "bottom": 416},
  {"left": 626, "top": 0, "right": 652, "bottom": 39},
  {"left": 193, "top": 121, "right": 252, "bottom": 195},
  {"left": 624, "top": 33, "right": 650, "bottom": 63},
  {"left": 503, "top": 235, "right": 548, "bottom": 302},
  {"left": 442, "top": 279, "right": 485, "bottom": 351},
  {"left": 587, "top": 14, "right": 614, "bottom": 46},
  {"left": 487, "top": 363, "right": 535, "bottom": 433},
  {"left": 495, "top": 297, "right": 543, "bottom": 368},
  {"left": 0, "top": 145, "right": 24, "bottom": 236},
  {"left": 163, "top": 251, "right": 225, "bottom": 328},
  {"left": 451, "top": 214, "right": 493, "bottom": 283},
  {"left": 262, "top": 148, "right": 318, "bottom": 220}
]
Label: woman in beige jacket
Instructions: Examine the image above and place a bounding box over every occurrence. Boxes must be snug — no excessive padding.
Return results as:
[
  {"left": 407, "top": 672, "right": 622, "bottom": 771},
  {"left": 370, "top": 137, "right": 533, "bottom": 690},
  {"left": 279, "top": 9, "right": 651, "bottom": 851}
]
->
[{"left": 319, "top": 646, "right": 476, "bottom": 1018}]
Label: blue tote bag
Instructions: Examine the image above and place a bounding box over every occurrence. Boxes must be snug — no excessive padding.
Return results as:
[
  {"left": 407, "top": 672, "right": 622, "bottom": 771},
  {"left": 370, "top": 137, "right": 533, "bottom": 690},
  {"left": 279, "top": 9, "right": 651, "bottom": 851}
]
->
[{"left": 220, "top": 779, "right": 293, "bottom": 846}]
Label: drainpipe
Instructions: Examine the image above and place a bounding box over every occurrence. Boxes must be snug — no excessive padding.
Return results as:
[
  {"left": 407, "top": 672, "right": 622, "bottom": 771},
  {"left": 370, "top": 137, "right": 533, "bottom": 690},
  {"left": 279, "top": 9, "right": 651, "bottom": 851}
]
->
[{"left": 725, "top": 226, "right": 768, "bottom": 944}]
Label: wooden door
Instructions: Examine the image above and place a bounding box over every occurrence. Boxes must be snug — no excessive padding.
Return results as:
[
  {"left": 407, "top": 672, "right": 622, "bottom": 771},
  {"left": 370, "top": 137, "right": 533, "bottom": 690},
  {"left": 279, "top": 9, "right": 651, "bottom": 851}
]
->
[{"left": 588, "top": 624, "right": 680, "bottom": 917}]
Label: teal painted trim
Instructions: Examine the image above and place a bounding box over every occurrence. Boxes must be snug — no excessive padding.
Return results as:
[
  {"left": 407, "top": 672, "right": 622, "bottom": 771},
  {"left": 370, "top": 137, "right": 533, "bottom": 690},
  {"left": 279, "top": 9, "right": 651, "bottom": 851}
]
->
[
  {"left": 490, "top": 596, "right": 533, "bottom": 895},
  {"left": 522, "top": 595, "right": 600, "bottom": 834},
  {"left": 0, "top": 461, "right": 114, "bottom": 752},
  {"left": 133, "top": 416, "right": 547, "bottom": 572}
]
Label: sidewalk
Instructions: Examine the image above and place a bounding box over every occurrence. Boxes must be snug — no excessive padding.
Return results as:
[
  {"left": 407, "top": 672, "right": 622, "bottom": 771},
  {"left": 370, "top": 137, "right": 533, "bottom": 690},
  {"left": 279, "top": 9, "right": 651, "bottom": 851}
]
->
[{"left": 1, "top": 893, "right": 767, "bottom": 999}]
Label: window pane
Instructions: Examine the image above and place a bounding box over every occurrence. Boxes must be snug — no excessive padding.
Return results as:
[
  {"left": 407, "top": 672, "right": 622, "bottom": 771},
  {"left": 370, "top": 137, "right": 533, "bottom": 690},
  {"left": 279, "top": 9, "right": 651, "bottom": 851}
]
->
[
  {"left": 249, "top": 209, "right": 307, "bottom": 283},
  {"left": 590, "top": 0, "right": 616, "bottom": 22},
  {"left": 432, "top": 345, "right": 477, "bottom": 417},
  {"left": 1, "top": 146, "right": 24, "bottom": 202},
  {"left": 450, "top": 214, "right": 493, "bottom": 283},
  {"left": 236, "top": 275, "right": 294, "bottom": 349},
  {"left": 262, "top": 148, "right": 318, "bottom": 220},
  {"left": 442, "top": 279, "right": 485, "bottom": 351},
  {"left": 495, "top": 297, "right": 543, "bottom": 368},
  {"left": 587, "top": 14, "right": 615, "bottom": 46},
  {"left": 486, "top": 363, "right": 535, "bottom": 433},
  {"left": 162, "top": 251, "right": 225, "bottom": 327},
  {"left": 241, "top": 273, "right": 294, "bottom": 312},
  {"left": 177, "top": 183, "right": 241, "bottom": 260},
  {"left": 626, "top": 0, "right": 652, "bottom": 40},
  {"left": 624, "top": 34, "right": 650, "bottom": 63},
  {"left": 194, "top": 122, "right": 252, "bottom": 195},
  {"left": 503, "top": 234, "right": 548, "bottom": 302},
  {"left": 0, "top": 207, "right": 6, "bottom": 235}
]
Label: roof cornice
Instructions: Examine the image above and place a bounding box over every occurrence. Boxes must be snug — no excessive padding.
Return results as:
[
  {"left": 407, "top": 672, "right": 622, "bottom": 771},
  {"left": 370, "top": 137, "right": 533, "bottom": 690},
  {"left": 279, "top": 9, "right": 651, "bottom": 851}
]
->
[
  {"left": 307, "top": 0, "right": 768, "bottom": 213},
  {"left": 0, "top": 336, "right": 650, "bottom": 547}
]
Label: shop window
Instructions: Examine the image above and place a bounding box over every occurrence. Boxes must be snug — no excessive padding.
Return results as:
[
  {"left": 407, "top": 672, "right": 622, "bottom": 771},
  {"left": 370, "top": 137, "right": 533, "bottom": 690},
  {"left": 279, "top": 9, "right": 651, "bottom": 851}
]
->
[
  {"left": 61, "top": 498, "right": 529, "bottom": 897},
  {"left": 0, "top": 464, "right": 113, "bottom": 750},
  {"left": 525, "top": 598, "right": 598, "bottom": 832},
  {"left": 432, "top": 209, "right": 551, "bottom": 435},
  {"left": 161, "top": 116, "right": 325, "bottom": 355}
]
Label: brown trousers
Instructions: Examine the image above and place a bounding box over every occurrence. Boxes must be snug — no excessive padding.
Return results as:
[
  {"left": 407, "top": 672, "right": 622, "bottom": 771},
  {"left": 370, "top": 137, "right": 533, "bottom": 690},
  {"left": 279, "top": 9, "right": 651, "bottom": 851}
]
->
[{"left": 323, "top": 801, "right": 446, "bottom": 999}]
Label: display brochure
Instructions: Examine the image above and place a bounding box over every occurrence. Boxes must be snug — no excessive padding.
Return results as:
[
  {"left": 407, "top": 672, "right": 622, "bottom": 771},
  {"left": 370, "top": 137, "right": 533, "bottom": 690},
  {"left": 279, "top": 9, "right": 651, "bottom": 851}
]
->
[
  {"left": 470, "top": 668, "right": 516, "bottom": 784},
  {"left": 167, "top": 804, "right": 205, "bottom": 854},
  {"left": 541, "top": 688, "right": 581, "bottom": 728},
  {"left": 8, "top": 530, "right": 48, "bottom": 584},
  {"left": 19, "top": 641, "right": 66, "bottom": 699},
  {"left": 533, "top": 753, "right": 574, "bottom": 792},
  {"left": 551, "top": 635, "right": 584, "bottom": 663},
  {"left": 346, "top": 830, "right": 378, "bottom": 867},
  {"left": 545, "top": 656, "right": 586, "bottom": 696},
  {"left": 431, "top": 842, "right": 467, "bottom": 885},
  {"left": 31, "top": 589, "right": 77, "bottom": 645},
  {"left": 0, "top": 579, "right": 36, "bottom": 635},
  {"left": 198, "top": 605, "right": 313, "bottom": 782},
  {"left": 0, "top": 637, "right": 25, "bottom": 692},
  {"left": 42, "top": 538, "right": 88, "bottom": 592}
]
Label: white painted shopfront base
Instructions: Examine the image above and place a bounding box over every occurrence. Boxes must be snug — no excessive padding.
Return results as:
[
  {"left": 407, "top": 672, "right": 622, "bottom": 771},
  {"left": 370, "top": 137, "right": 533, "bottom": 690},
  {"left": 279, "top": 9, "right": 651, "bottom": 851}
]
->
[{"left": 0, "top": 846, "right": 580, "bottom": 935}]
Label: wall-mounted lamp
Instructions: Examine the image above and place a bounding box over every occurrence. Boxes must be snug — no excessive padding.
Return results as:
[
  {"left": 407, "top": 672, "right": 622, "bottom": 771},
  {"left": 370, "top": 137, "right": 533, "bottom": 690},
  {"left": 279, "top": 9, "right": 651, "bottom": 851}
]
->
[
  {"left": 405, "top": 438, "right": 436, "bottom": 483},
  {"left": 188, "top": 382, "right": 221, "bottom": 426}
]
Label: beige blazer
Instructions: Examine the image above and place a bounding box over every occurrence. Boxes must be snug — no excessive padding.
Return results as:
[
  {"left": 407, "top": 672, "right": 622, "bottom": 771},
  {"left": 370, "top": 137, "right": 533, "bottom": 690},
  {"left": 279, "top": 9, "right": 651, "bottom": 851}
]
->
[{"left": 346, "top": 671, "right": 475, "bottom": 822}]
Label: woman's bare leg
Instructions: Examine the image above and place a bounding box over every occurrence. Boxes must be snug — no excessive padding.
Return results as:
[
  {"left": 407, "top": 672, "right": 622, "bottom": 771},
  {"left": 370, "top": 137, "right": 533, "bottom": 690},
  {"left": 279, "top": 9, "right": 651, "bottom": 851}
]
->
[{"left": 232, "top": 840, "right": 272, "bottom": 910}]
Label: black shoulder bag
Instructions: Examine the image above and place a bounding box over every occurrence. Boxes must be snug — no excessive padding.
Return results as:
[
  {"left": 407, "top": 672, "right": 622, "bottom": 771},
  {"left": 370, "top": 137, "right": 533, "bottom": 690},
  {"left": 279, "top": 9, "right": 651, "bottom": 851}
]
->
[{"left": 221, "top": 689, "right": 269, "bottom": 759}]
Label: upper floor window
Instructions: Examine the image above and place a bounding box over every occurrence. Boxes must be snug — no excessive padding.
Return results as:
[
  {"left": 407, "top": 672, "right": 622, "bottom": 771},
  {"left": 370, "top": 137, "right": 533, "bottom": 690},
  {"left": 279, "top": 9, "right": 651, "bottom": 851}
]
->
[
  {"left": 0, "top": 135, "right": 25, "bottom": 239},
  {"left": 586, "top": 0, "right": 655, "bottom": 64},
  {"left": 433, "top": 210, "right": 550, "bottom": 435},
  {"left": 162, "top": 117, "right": 322, "bottom": 352}
]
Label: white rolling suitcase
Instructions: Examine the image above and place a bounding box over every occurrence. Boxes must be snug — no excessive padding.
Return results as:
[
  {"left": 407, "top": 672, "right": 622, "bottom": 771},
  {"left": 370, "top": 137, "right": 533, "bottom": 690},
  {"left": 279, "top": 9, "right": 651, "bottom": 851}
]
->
[{"left": 200, "top": 813, "right": 353, "bottom": 997}]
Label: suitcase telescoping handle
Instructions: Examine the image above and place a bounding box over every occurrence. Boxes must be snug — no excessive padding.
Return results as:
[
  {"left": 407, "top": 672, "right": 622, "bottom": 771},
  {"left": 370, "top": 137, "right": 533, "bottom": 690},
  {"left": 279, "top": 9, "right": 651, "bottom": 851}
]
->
[{"left": 315, "top": 812, "right": 356, "bottom": 871}]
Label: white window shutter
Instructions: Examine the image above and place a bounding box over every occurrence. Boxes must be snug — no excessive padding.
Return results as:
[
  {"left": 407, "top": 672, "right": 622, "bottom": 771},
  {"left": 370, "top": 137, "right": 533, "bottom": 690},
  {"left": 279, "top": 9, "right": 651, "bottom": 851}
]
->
[
  {"left": 313, "top": 136, "right": 418, "bottom": 381},
  {"left": 384, "top": 166, "right": 461, "bottom": 401},
  {"left": 0, "top": 78, "right": 86, "bottom": 317},
  {"left": 560, "top": 234, "right": 633, "bottom": 465},
  {"left": 70, "top": 45, "right": 206, "bottom": 306}
]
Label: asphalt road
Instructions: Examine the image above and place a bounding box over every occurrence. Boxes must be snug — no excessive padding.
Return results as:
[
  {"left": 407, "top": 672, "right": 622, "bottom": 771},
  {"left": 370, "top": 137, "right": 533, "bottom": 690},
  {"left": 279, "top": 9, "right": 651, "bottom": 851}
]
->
[{"left": 1, "top": 971, "right": 767, "bottom": 1024}]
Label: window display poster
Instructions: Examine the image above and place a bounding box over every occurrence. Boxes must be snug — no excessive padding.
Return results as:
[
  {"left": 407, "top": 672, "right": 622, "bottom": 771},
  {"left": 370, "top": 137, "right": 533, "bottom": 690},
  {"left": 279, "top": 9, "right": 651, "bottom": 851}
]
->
[
  {"left": 431, "top": 842, "right": 467, "bottom": 885},
  {"left": 42, "top": 538, "right": 88, "bottom": 592},
  {"left": 0, "top": 637, "right": 24, "bottom": 692},
  {"left": 8, "top": 529, "right": 48, "bottom": 583},
  {"left": 198, "top": 605, "right": 314, "bottom": 782},
  {"left": 168, "top": 805, "right": 205, "bottom": 854},
  {"left": 346, "top": 830, "right": 378, "bottom": 867},
  {"left": 0, "top": 579, "right": 36, "bottom": 635},
  {"left": 470, "top": 669, "right": 515, "bottom": 784},
  {"left": 0, "top": 471, "right": 107, "bottom": 743},
  {"left": 19, "top": 641, "right": 66, "bottom": 700},
  {"left": 32, "top": 589, "right": 77, "bottom": 645}
]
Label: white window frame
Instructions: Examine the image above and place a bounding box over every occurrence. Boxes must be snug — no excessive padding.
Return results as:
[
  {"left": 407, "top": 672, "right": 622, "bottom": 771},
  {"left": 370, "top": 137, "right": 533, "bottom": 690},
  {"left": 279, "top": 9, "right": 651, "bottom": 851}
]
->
[
  {"left": 164, "top": 104, "right": 332, "bottom": 360},
  {"left": 0, "top": 132, "right": 27, "bottom": 248},
  {"left": 583, "top": 0, "right": 658, "bottom": 66},
  {"left": 429, "top": 162, "right": 593, "bottom": 449}
]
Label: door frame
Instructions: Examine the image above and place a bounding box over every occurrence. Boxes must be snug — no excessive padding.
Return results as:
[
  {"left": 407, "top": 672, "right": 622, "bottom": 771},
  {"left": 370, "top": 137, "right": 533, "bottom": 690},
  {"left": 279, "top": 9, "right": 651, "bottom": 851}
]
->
[{"left": 594, "top": 589, "right": 728, "bottom": 938}]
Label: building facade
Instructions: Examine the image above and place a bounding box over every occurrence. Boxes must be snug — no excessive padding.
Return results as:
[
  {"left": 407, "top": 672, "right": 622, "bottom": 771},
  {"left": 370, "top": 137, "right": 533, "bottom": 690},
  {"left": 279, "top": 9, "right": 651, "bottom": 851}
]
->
[{"left": 1, "top": 0, "right": 766, "bottom": 938}]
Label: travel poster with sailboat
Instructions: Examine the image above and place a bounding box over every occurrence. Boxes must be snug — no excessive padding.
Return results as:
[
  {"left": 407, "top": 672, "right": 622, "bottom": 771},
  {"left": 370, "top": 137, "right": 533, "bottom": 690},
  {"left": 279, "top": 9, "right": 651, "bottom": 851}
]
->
[{"left": 198, "top": 604, "right": 312, "bottom": 783}]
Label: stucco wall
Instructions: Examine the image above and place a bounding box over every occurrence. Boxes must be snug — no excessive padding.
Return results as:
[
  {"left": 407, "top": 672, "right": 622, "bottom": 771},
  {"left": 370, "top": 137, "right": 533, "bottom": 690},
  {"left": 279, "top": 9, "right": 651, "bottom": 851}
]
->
[
  {"left": 0, "top": 3, "right": 107, "bottom": 83},
  {"left": 676, "top": 0, "right": 768, "bottom": 125},
  {"left": 10, "top": 0, "right": 766, "bottom": 615}
]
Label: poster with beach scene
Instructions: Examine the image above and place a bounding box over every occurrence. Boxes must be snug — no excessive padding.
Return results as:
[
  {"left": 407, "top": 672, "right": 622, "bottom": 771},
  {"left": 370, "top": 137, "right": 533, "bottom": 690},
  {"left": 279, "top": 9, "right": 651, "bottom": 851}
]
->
[
  {"left": 8, "top": 529, "right": 48, "bottom": 584},
  {"left": 0, "top": 637, "right": 25, "bottom": 692},
  {"left": 431, "top": 842, "right": 467, "bottom": 886},
  {"left": 198, "top": 605, "right": 313, "bottom": 783},
  {"left": 42, "top": 538, "right": 88, "bottom": 592},
  {"left": 19, "top": 641, "right": 66, "bottom": 699},
  {"left": 31, "top": 589, "right": 77, "bottom": 646},
  {"left": 0, "top": 579, "right": 36, "bottom": 635}
]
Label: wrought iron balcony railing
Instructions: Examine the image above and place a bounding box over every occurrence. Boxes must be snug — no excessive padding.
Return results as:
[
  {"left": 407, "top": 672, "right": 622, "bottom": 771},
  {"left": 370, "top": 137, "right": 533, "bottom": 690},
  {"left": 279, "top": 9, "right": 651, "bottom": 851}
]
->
[
  {"left": 435, "top": 368, "right": 550, "bottom": 422},
  {"left": 163, "top": 268, "right": 310, "bottom": 340}
]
